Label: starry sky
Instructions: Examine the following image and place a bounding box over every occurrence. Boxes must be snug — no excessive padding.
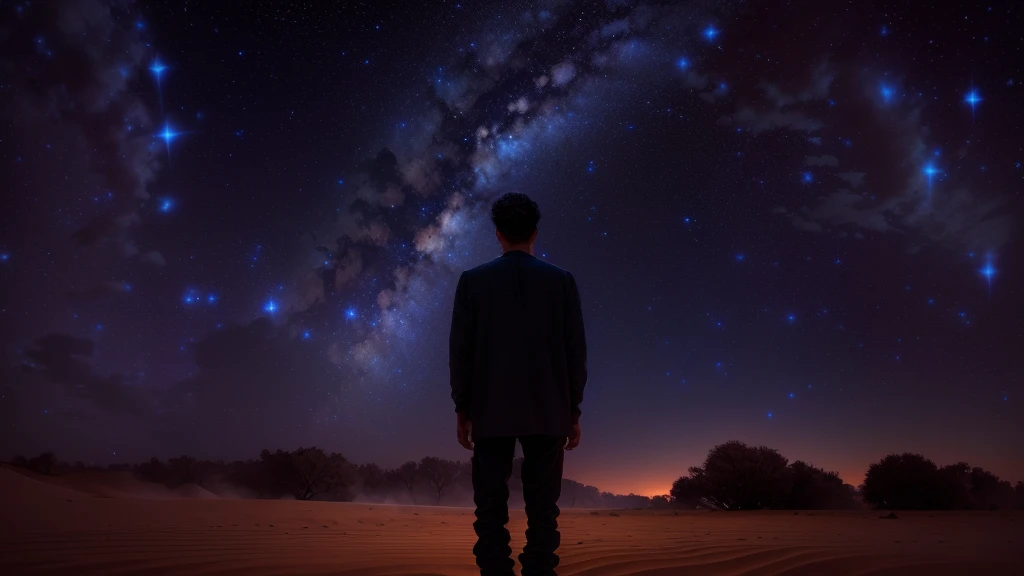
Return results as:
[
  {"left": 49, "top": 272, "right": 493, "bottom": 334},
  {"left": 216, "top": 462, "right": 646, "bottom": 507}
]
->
[{"left": 1, "top": 0, "right": 1021, "bottom": 497}]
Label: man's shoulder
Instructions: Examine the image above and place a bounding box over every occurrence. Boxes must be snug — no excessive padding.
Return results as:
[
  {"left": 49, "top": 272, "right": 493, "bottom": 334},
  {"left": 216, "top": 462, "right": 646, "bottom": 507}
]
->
[{"left": 464, "top": 255, "right": 572, "bottom": 279}]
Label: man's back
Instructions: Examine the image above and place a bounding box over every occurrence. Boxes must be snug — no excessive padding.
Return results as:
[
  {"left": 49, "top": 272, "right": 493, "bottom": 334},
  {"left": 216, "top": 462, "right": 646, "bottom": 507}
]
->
[
  {"left": 449, "top": 249, "right": 587, "bottom": 440},
  {"left": 450, "top": 192, "right": 586, "bottom": 576}
]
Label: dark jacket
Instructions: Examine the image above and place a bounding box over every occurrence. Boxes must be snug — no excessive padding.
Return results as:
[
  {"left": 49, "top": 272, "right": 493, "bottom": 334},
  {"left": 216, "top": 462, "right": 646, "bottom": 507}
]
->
[{"left": 449, "top": 249, "right": 587, "bottom": 440}]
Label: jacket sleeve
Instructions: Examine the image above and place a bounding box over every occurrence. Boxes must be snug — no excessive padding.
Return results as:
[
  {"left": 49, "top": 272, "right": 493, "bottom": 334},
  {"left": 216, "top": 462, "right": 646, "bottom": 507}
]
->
[
  {"left": 449, "top": 271, "right": 474, "bottom": 415},
  {"left": 566, "top": 271, "right": 587, "bottom": 424}
]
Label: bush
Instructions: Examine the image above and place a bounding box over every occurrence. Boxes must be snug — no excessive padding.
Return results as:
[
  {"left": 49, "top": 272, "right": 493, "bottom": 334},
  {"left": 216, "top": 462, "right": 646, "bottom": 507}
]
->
[
  {"left": 861, "top": 454, "right": 1016, "bottom": 510},
  {"left": 670, "top": 442, "right": 860, "bottom": 510}
]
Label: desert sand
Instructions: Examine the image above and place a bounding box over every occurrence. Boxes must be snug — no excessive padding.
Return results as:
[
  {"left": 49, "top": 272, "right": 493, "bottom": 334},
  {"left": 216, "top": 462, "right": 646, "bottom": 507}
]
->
[{"left": 2, "top": 464, "right": 1021, "bottom": 575}]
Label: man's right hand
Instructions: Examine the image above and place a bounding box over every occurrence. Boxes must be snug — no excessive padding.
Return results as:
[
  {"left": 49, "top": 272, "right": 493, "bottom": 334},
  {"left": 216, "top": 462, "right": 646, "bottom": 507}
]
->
[{"left": 565, "top": 423, "right": 581, "bottom": 451}]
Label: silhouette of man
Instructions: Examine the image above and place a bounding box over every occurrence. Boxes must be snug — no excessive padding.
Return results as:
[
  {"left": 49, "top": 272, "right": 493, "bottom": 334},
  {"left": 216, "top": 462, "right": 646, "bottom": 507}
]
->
[{"left": 449, "top": 192, "right": 587, "bottom": 576}]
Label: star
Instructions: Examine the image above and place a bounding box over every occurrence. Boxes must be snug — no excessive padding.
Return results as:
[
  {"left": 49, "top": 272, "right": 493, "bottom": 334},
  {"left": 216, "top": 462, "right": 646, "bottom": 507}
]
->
[
  {"left": 155, "top": 124, "right": 181, "bottom": 159},
  {"left": 964, "top": 89, "right": 982, "bottom": 115},
  {"left": 979, "top": 258, "right": 996, "bottom": 292},
  {"left": 264, "top": 300, "right": 278, "bottom": 314},
  {"left": 922, "top": 163, "right": 942, "bottom": 194},
  {"left": 703, "top": 26, "right": 718, "bottom": 42},
  {"left": 879, "top": 84, "right": 894, "bottom": 104}
]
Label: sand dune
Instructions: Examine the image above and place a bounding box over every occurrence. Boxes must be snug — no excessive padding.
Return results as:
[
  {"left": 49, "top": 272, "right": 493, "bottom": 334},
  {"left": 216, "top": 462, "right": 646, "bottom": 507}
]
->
[{"left": 2, "top": 465, "right": 1021, "bottom": 575}]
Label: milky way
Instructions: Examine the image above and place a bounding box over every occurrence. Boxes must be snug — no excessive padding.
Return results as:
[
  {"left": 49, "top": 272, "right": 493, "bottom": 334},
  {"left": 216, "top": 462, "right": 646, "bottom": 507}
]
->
[{"left": 1, "top": 1, "right": 1019, "bottom": 495}]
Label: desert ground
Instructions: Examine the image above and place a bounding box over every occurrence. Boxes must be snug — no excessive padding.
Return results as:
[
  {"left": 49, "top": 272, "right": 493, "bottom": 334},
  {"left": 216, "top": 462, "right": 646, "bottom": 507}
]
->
[{"left": 2, "top": 464, "right": 1021, "bottom": 576}]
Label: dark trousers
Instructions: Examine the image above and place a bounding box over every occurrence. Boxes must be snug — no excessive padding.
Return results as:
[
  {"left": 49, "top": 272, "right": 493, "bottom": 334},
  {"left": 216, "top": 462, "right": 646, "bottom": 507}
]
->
[{"left": 472, "top": 435, "right": 564, "bottom": 576}]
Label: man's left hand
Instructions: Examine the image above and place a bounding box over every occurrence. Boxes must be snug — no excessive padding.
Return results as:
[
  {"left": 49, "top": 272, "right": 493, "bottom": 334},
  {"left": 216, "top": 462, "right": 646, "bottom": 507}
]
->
[{"left": 456, "top": 412, "right": 474, "bottom": 451}]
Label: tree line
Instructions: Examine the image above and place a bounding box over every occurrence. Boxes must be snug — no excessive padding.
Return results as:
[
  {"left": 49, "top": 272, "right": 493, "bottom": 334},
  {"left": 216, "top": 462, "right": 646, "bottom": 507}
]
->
[
  {"left": 8, "top": 449, "right": 649, "bottom": 508},
  {"left": 667, "top": 441, "right": 1024, "bottom": 511},
  {"left": 12, "top": 441, "right": 1023, "bottom": 510}
]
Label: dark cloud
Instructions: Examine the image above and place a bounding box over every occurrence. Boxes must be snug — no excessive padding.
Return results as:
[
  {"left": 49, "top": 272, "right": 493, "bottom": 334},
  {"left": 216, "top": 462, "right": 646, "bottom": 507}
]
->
[
  {"left": 22, "top": 333, "right": 148, "bottom": 413},
  {"left": 158, "top": 319, "right": 350, "bottom": 458}
]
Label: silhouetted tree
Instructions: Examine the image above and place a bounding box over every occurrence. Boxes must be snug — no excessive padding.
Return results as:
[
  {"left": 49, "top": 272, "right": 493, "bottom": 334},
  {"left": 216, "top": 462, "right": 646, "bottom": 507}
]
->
[
  {"left": 135, "top": 457, "right": 169, "bottom": 485},
  {"left": 11, "top": 454, "right": 28, "bottom": 468},
  {"left": 698, "top": 441, "right": 790, "bottom": 510},
  {"left": 968, "top": 467, "right": 1015, "bottom": 510},
  {"left": 167, "top": 455, "right": 205, "bottom": 487},
  {"left": 260, "top": 447, "right": 350, "bottom": 500},
  {"left": 1015, "top": 481, "right": 1024, "bottom": 509},
  {"left": 787, "top": 461, "right": 861, "bottom": 509},
  {"left": 670, "top": 468, "right": 710, "bottom": 509},
  {"left": 649, "top": 495, "right": 671, "bottom": 509},
  {"left": 418, "top": 456, "right": 460, "bottom": 504},
  {"left": 861, "top": 453, "right": 942, "bottom": 509},
  {"left": 226, "top": 459, "right": 268, "bottom": 496},
  {"left": 356, "top": 463, "right": 386, "bottom": 498},
  {"left": 936, "top": 462, "right": 973, "bottom": 509},
  {"left": 388, "top": 461, "right": 419, "bottom": 503},
  {"left": 28, "top": 452, "right": 58, "bottom": 475}
]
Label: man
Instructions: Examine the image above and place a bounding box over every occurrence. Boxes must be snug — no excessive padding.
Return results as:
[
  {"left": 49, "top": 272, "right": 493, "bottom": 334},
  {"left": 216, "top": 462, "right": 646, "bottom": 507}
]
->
[{"left": 449, "top": 192, "right": 588, "bottom": 576}]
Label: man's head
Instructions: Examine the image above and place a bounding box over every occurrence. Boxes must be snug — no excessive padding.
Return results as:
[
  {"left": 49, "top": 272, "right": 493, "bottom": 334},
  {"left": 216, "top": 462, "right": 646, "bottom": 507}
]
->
[{"left": 491, "top": 192, "right": 540, "bottom": 252}]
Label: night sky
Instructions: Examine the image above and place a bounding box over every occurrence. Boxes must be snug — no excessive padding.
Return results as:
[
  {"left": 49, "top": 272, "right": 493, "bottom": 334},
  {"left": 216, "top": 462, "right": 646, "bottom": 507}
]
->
[{"left": 1, "top": 1, "right": 1021, "bottom": 497}]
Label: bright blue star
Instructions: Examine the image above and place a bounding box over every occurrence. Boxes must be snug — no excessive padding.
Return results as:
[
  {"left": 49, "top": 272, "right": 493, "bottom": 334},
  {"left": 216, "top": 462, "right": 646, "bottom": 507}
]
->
[
  {"left": 207, "top": 293, "right": 218, "bottom": 304},
  {"left": 586, "top": 160, "right": 596, "bottom": 173},
  {"left": 766, "top": 411, "right": 773, "bottom": 419},
  {"left": 0, "top": 252, "right": 8, "bottom": 262},
  {"left": 735, "top": 253, "right": 745, "bottom": 262},
  {"left": 923, "top": 163, "right": 942, "bottom": 194},
  {"left": 302, "top": 330, "right": 311, "bottom": 340},
  {"left": 979, "top": 258, "right": 997, "bottom": 292},
  {"left": 158, "top": 198, "right": 174, "bottom": 213},
  {"left": 786, "top": 314, "right": 796, "bottom": 324},
  {"left": 676, "top": 57, "right": 689, "bottom": 69},
  {"left": 802, "top": 171, "right": 813, "bottom": 183},
  {"left": 182, "top": 289, "right": 202, "bottom": 305},
  {"left": 880, "top": 25, "right": 888, "bottom": 36},
  {"left": 264, "top": 300, "right": 278, "bottom": 314},
  {"left": 702, "top": 26, "right": 718, "bottom": 42},
  {"left": 158, "top": 124, "right": 178, "bottom": 144},
  {"left": 964, "top": 89, "right": 982, "bottom": 115},
  {"left": 149, "top": 60, "right": 166, "bottom": 77},
  {"left": 155, "top": 124, "right": 181, "bottom": 159},
  {"left": 788, "top": 392, "right": 794, "bottom": 398},
  {"left": 345, "top": 307, "right": 358, "bottom": 319}
]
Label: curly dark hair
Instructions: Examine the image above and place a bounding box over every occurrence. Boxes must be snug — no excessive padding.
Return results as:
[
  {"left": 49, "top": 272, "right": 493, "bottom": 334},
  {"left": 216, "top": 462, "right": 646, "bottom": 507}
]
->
[{"left": 490, "top": 192, "right": 541, "bottom": 244}]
